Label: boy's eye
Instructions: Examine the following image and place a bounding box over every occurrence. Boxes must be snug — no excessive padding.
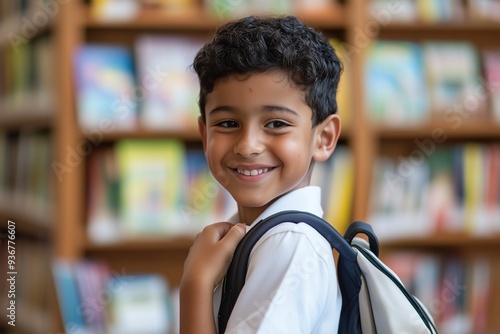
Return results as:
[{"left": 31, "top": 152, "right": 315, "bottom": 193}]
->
[
  {"left": 216, "top": 120, "right": 239, "bottom": 128},
  {"left": 266, "top": 120, "right": 289, "bottom": 129}
]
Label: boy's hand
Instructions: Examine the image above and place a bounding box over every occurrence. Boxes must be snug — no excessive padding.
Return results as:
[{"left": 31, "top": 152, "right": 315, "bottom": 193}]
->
[{"left": 181, "top": 222, "right": 247, "bottom": 290}]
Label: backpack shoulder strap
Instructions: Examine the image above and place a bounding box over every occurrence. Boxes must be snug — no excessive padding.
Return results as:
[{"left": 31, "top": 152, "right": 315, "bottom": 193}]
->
[
  {"left": 217, "top": 210, "right": 357, "bottom": 333},
  {"left": 344, "top": 221, "right": 380, "bottom": 257}
]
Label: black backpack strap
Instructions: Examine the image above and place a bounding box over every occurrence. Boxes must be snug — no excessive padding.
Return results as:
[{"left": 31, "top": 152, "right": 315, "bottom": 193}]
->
[
  {"left": 217, "top": 210, "right": 359, "bottom": 333},
  {"left": 344, "top": 220, "right": 380, "bottom": 257}
]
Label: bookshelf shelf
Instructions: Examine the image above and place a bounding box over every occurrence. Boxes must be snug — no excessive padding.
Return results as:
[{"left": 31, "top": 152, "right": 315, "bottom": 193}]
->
[
  {"left": 374, "top": 121, "right": 500, "bottom": 140},
  {"left": 99, "top": 127, "right": 202, "bottom": 142},
  {"left": 85, "top": 236, "right": 194, "bottom": 252},
  {"left": 0, "top": 197, "right": 53, "bottom": 238},
  {"left": 379, "top": 21, "right": 500, "bottom": 32},
  {"left": 0, "top": 105, "right": 54, "bottom": 130},
  {"left": 381, "top": 233, "right": 500, "bottom": 249},
  {"left": 84, "top": 5, "right": 346, "bottom": 31}
]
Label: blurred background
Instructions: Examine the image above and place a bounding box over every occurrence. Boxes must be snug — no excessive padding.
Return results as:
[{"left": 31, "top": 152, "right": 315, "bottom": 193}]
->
[{"left": 0, "top": 0, "right": 499, "bottom": 333}]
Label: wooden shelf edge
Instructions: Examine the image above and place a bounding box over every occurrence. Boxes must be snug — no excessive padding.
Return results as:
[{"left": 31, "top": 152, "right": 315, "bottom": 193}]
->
[
  {"left": 84, "top": 4, "right": 346, "bottom": 31},
  {"left": 381, "top": 233, "right": 500, "bottom": 248},
  {"left": 85, "top": 236, "right": 194, "bottom": 252},
  {"left": 97, "top": 126, "right": 201, "bottom": 142},
  {"left": 0, "top": 196, "right": 53, "bottom": 238},
  {"left": 0, "top": 100, "right": 55, "bottom": 130},
  {"left": 374, "top": 120, "right": 500, "bottom": 140},
  {"left": 371, "top": 20, "right": 500, "bottom": 32}
]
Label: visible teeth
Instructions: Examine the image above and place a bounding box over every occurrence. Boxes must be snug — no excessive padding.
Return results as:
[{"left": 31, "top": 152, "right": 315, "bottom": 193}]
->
[{"left": 237, "top": 168, "right": 270, "bottom": 176}]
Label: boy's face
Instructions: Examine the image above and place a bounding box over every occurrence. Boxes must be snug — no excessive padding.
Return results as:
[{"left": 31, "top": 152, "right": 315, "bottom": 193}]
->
[{"left": 199, "top": 71, "right": 338, "bottom": 222}]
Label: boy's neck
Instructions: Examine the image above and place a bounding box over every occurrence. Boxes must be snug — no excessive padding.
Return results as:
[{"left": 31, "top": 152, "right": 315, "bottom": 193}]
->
[
  {"left": 237, "top": 202, "right": 274, "bottom": 226},
  {"left": 236, "top": 185, "right": 310, "bottom": 225}
]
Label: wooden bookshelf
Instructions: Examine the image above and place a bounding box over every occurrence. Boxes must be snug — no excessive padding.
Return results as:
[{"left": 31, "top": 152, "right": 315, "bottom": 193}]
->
[{"left": 1, "top": 0, "right": 500, "bottom": 332}]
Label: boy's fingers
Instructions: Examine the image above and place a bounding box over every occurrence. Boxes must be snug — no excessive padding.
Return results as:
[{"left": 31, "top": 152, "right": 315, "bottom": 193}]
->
[
  {"left": 200, "top": 222, "right": 236, "bottom": 242},
  {"left": 219, "top": 223, "right": 246, "bottom": 251}
]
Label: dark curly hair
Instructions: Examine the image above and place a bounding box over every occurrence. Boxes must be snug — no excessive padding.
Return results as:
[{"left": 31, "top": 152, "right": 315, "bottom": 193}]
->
[{"left": 193, "top": 15, "right": 343, "bottom": 127}]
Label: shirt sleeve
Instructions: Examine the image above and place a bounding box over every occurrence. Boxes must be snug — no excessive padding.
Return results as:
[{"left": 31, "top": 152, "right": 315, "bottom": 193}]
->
[{"left": 225, "top": 223, "right": 338, "bottom": 334}]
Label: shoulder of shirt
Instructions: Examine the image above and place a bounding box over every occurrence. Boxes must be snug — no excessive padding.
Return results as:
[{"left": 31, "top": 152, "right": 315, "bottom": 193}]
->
[{"left": 251, "top": 222, "right": 334, "bottom": 266}]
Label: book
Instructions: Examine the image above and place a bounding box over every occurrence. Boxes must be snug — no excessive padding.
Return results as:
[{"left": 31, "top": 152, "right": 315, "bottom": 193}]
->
[
  {"left": 33, "top": 36, "right": 55, "bottom": 111},
  {"left": 329, "top": 39, "right": 352, "bottom": 128},
  {"left": 206, "top": 0, "right": 293, "bottom": 19},
  {"left": 115, "top": 139, "right": 186, "bottom": 237},
  {"left": 135, "top": 35, "right": 205, "bottom": 131},
  {"left": 74, "top": 44, "right": 138, "bottom": 131},
  {"left": 91, "top": 0, "right": 140, "bottom": 21},
  {"left": 369, "top": 143, "right": 500, "bottom": 239},
  {"left": 182, "top": 149, "right": 227, "bottom": 232},
  {"left": 417, "top": 0, "right": 465, "bottom": 22},
  {"left": 364, "top": 41, "right": 429, "bottom": 125},
  {"left": 423, "top": 42, "right": 485, "bottom": 118},
  {"left": 368, "top": 155, "right": 433, "bottom": 240},
  {"left": 74, "top": 260, "right": 111, "bottom": 334},
  {"left": 107, "top": 274, "right": 173, "bottom": 334},
  {"left": 482, "top": 50, "right": 500, "bottom": 122},
  {"left": 52, "top": 260, "right": 88, "bottom": 334},
  {"left": 324, "top": 147, "right": 354, "bottom": 234},
  {"left": 53, "top": 258, "right": 177, "bottom": 334},
  {"left": 87, "top": 145, "right": 121, "bottom": 244},
  {"left": 311, "top": 146, "right": 354, "bottom": 233},
  {"left": 369, "top": 0, "right": 465, "bottom": 23},
  {"left": 0, "top": 132, "right": 6, "bottom": 195},
  {"left": 468, "top": 0, "right": 500, "bottom": 22},
  {"left": 469, "top": 258, "right": 490, "bottom": 333},
  {"left": 141, "top": 0, "right": 197, "bottom": 13}
]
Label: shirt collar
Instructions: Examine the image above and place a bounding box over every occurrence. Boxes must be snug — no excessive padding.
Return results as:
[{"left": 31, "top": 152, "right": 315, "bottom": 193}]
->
[{"left": 228, "top": 186, "right": 323, "bottom": 230}]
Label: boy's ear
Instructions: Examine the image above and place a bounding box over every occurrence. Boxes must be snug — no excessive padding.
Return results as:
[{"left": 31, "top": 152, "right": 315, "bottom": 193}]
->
[
  {"left": 313, "top": 114, "right": 341, "bottom": 162},
  {"left": 198, "top": 116, "right": 207, "bottom": 152}
]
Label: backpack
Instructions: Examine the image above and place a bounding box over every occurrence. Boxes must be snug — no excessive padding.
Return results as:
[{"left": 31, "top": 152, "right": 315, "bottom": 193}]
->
[{"left": 218, "top": 210, "right": 438, "bottom": 334}]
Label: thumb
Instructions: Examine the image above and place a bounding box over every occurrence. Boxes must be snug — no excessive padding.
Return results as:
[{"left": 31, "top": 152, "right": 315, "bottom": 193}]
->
[{"left": 219, "top": 223, "right": 246, "bottom": 251}]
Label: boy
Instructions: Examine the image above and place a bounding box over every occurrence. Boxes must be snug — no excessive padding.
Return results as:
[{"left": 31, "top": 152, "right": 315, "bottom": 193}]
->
[{"left": 180, "top": 15, "right": 343, "bottom": 333}]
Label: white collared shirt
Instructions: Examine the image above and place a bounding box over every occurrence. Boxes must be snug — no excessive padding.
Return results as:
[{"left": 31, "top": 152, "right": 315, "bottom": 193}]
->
[{"left": 214, "top": 186, "right": 342, "bottom": 333}]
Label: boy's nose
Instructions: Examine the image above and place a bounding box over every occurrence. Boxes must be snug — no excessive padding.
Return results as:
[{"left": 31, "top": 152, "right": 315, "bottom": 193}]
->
[{"left": 233, "top": 129, "right": 264, "bottom": 158}]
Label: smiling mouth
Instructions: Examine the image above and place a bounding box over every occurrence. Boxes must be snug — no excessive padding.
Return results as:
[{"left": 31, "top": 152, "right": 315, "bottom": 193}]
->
[{"left": 233, "top": 167, "right": 275, "bottom": 176}]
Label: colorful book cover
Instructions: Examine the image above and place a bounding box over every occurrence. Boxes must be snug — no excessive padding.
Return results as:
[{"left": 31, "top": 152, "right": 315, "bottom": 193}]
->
[
  {"left": 183, "top": 149, "right": 217, "bottom": 229},
  {"left": 329, "top": 39, "right": 352, "bottom": 128},
  {"left": 116, "top": 139, "right": 186, "bottom": 237},
  {"left": 135, "top": 36, "right": 205, "bottom": 130},
  {"left": 52, "top": 259, "right": 88, "bottom": 334},
  {"left": 91, "top": 0, "right": 139, "bottom": 21},
  {"left": 423, "top": 42, "right": 485, "bottom": 118},
  {"left": 74, "top": 260, "right": 111, "bottom": 333},
  {"left": 364, "top": 41, "right": 429, "bottom": 125},
  {"left": 462, "top": 143, "right": 483, "bottom": 234},
  {"left": 142, "top": 0, "right": 197, "bottom": 12},
  {"left": 182, "top": 149, "right": 237, "bottom": 230},
  {"left": 87, "top": 146, "right": 121, "bottom": 243},
  {"left": 74, "top": 44, "right": 138, "bottom": 131},
  {"left": 482, "top": 50, "right": 500, "bottom": 122},
  {"left": 107, "top": 274, "right": 173, "bottom": 334},
  {"left": 324, "top": 147, "right": 354, "bottom": 234}
]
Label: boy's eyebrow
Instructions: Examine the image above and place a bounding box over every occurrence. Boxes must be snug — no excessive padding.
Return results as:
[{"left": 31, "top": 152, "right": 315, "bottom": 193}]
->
[
  {"left": 208, "top": 105, "right": 299, "bottom": 117},
  {"left": 262, "top": 105, "right": 299, "bottom": 116},
  {"left": 208, "top": 105, "right": 235, "bottom": 116}
]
